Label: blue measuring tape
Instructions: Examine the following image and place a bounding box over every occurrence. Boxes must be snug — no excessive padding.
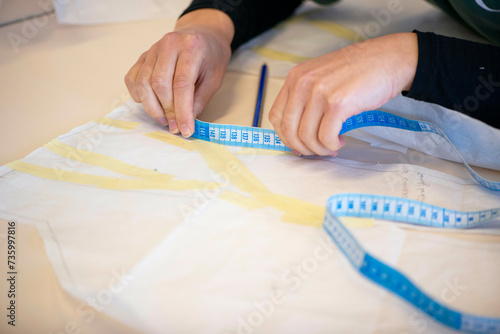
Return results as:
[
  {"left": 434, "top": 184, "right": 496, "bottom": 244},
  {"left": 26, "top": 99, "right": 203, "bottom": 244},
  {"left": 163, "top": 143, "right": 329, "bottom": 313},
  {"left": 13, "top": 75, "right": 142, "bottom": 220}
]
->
[
  {"left": 193, "top": 109, "right": 500, "bottom": 191},
  {"left": 192, "top": 109, "right": 500, "bottom": 333},
  {"left": 325, "top": 194, "right": 500, "bottom": 333}
]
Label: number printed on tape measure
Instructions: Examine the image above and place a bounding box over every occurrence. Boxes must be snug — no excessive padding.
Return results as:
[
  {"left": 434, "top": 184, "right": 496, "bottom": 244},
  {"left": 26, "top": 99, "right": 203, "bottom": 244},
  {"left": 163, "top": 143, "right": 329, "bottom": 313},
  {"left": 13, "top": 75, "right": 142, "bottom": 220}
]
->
[
  {"left": 193, "top": 110, "right": 500, "bottom": 191},
  {"left": 325, "top": 194, "right": 500, "bottom": 333},
  {"left": 190, "top": 110, "right": 500, "bottom": 333}
]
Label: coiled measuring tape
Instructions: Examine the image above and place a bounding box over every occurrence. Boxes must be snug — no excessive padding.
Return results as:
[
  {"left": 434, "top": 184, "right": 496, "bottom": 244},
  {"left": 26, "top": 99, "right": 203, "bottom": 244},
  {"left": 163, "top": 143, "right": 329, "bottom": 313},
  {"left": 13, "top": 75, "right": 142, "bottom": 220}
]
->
[{"left": 192, "top": 109, "right": 500, "bottom": 333}]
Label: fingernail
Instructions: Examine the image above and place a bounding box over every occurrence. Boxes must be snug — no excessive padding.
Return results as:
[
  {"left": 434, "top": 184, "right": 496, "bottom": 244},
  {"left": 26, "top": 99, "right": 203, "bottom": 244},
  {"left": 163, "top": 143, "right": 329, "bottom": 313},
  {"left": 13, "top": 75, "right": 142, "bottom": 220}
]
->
[
  {"left": 180, "top": 124, "right": 191, "bottom": 138},
  {"left": 158, "top": 117, "right": 168, "bottom": 126},
  {"left": 291, "top": 149, "right": 301, "bottom": 156},
  {"left": 168, "top": 120, "right": 179, "bottom": 134}
]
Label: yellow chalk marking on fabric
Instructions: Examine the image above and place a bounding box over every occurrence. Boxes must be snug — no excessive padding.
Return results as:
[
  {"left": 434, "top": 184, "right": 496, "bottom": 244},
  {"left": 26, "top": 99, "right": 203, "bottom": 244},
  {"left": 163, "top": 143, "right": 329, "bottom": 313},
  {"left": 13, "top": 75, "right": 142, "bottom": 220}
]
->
[
  {"left": 44, "top": 140, "right": 174, "bottom": 182},
  {"left": 197, "top": 143, "right": 269, "bottom": 194},
  {"left": 251, "top": 46, "right": 311, "bottom": 64},
  {"left": 199, "top": 146, "right": 324, "bottom": 226},
  {"left": 308, "top": 20, "right": 361, "bottom": 41},
  {"left": 93, "top": 117, "right": 141, "bottom": 130},
  {"left": 258, "top": 192, "right": 324, "bottom": 227},
  {"left": 144, "top": 132, "right": 370, "bottom": 227},
  {"left": 146, "top": 132, "right": 325, "bottom": 227},
  {"left": 146, "top": 131, "right": 267, "bottom": 193},
  {"left": 222, "top": 190, "right": 324, "bottom": 226},
  {"left": 7, "top": 160, "right": 218, "bottom": 191},
  {"left": 198, "top": 145, "right": 323, "bottom": 226}
]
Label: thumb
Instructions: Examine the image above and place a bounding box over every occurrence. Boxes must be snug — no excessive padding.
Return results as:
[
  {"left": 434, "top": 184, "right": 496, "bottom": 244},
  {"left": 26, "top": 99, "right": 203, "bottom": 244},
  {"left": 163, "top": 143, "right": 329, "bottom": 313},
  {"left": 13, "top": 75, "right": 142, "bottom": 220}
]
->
[{"left": 318, "top": 107, "right": 353, "bottom": 152}]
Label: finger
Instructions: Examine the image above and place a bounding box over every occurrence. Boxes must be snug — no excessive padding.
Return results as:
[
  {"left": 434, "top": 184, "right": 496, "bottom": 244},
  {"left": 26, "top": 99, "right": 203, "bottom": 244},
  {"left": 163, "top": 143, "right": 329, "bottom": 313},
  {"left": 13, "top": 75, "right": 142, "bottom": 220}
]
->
[
  {"left": 192, "top": 72, "right": 222, "bottom": 118},
  {"left": 172, "top": 51, "right": 202, "bottom": 137},
  {"left": 268, "top": 86, "right": 296, "bottom": 153},
  {"left": 279, "top": 85, "right": 315, "bottom": 156},
  {"left": 318, "top": 106, "right": 348, "bottom": 152},
  {"left": 136, "top": 47, "right": 168, "bottom": 126},
  {"left": 151, "top": 46, "right": 178, "bottom": 133},
  {"left": 298, "top": 95, "right": 339, "bottom": 156},
  {"left": 124, "top": 52, "right": 147, "bottom": 103}
]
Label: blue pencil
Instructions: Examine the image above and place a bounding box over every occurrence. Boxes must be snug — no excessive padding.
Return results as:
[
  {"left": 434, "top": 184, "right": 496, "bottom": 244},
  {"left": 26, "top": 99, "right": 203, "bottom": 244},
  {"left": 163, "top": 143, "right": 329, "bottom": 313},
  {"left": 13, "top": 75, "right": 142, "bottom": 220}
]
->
[{"left": 252, "top": 64, "right": 267, "bottom": 127}]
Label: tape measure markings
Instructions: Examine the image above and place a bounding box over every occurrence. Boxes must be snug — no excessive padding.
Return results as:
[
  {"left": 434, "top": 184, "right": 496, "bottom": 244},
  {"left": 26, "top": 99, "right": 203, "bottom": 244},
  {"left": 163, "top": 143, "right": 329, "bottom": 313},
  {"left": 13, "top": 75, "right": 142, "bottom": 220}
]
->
[
  {"left": 192, "top": 110, "right": 500, "bottom": 333},
  {"left": 194, "top": 120, "right": 290, "bottom": 151},
  {"left": 325, "top": 193, "right": 500, "bottom": 333},
  {"left": 329, "top": 193, "right": 500, "bottom": 229},
  {"left": 194, "top": 110, "right": 500, "bottom": 191}
]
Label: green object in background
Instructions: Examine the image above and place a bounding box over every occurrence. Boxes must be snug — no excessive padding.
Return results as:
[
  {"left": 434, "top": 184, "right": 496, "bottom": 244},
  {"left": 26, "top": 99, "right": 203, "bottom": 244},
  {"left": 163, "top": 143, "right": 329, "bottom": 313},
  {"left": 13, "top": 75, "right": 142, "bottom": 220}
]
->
[
  {"left": 311, "top": 0, "right": 500, "bottom": 45},
  {"left": 424, "top": 0, "right": 500, "bottom": 45},
  {"left": 311, "top": 0, "right": 341, "bottom": 5}
]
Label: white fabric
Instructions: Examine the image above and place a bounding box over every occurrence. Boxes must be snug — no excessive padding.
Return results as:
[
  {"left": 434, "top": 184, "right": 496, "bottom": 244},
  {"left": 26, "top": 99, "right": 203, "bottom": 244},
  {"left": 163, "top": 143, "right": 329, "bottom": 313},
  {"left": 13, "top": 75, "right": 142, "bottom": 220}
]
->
[
  {"left": 0, "top": 101, "right": 499, "bottom": 333},
  {"left": 350, "top": 95, "right": 500, "bottom": 171}
]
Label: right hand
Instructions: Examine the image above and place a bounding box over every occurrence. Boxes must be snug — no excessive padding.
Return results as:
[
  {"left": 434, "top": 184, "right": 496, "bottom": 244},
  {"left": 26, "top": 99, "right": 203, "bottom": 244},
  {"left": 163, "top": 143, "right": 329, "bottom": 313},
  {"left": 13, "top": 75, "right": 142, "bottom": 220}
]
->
[{"left": 124, "top": 9, "right": 234, "bottom": 137}]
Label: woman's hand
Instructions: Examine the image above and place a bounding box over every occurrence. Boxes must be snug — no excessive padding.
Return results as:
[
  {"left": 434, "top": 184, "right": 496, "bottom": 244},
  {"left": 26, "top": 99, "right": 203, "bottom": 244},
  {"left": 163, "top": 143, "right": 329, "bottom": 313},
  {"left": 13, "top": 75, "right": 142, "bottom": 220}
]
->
[
  {"left": 268, "top": 32, "right": 418, "bottom": 156},
  {"left": 125, "top": 9, "right": 234, "bottom": 137}
]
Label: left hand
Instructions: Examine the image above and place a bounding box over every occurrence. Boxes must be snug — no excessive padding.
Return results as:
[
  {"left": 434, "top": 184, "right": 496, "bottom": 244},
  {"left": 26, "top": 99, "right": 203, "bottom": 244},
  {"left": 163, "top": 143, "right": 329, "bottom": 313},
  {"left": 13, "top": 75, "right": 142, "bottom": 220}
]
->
[{"left": 268, "top": 32, "right": 418, "bottom": 156}]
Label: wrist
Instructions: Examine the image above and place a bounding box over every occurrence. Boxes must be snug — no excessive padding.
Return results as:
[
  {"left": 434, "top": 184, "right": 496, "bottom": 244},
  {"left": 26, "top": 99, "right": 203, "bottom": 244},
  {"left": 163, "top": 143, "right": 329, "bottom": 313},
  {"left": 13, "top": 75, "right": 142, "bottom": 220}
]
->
[
  {"left": 175, "top": 9, "right": 235, "bottom": 48},
  {"left": 398, "top": 32, "right": 418, "bottom": 92}
]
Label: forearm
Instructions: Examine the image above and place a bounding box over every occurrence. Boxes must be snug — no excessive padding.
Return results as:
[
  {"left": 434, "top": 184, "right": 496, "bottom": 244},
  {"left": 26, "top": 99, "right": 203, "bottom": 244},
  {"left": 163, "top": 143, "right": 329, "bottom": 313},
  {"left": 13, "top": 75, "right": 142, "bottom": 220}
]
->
[
  {"left": 404, "top": 31, "right": 500, "bottom": 129},
  {"left": 181, "top": 0, "right": 303, "bottom": 50}
]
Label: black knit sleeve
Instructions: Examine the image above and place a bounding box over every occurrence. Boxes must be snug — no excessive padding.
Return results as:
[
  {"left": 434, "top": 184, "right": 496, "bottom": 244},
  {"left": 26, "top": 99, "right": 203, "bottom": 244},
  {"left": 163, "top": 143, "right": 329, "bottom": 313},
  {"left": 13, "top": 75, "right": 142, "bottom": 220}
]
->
[
  {"left": 404, "top": 30, "right": 500, "bottom": 129},
  {"left": 180, "top": 0, "right": 303, "bottom": 51}
]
